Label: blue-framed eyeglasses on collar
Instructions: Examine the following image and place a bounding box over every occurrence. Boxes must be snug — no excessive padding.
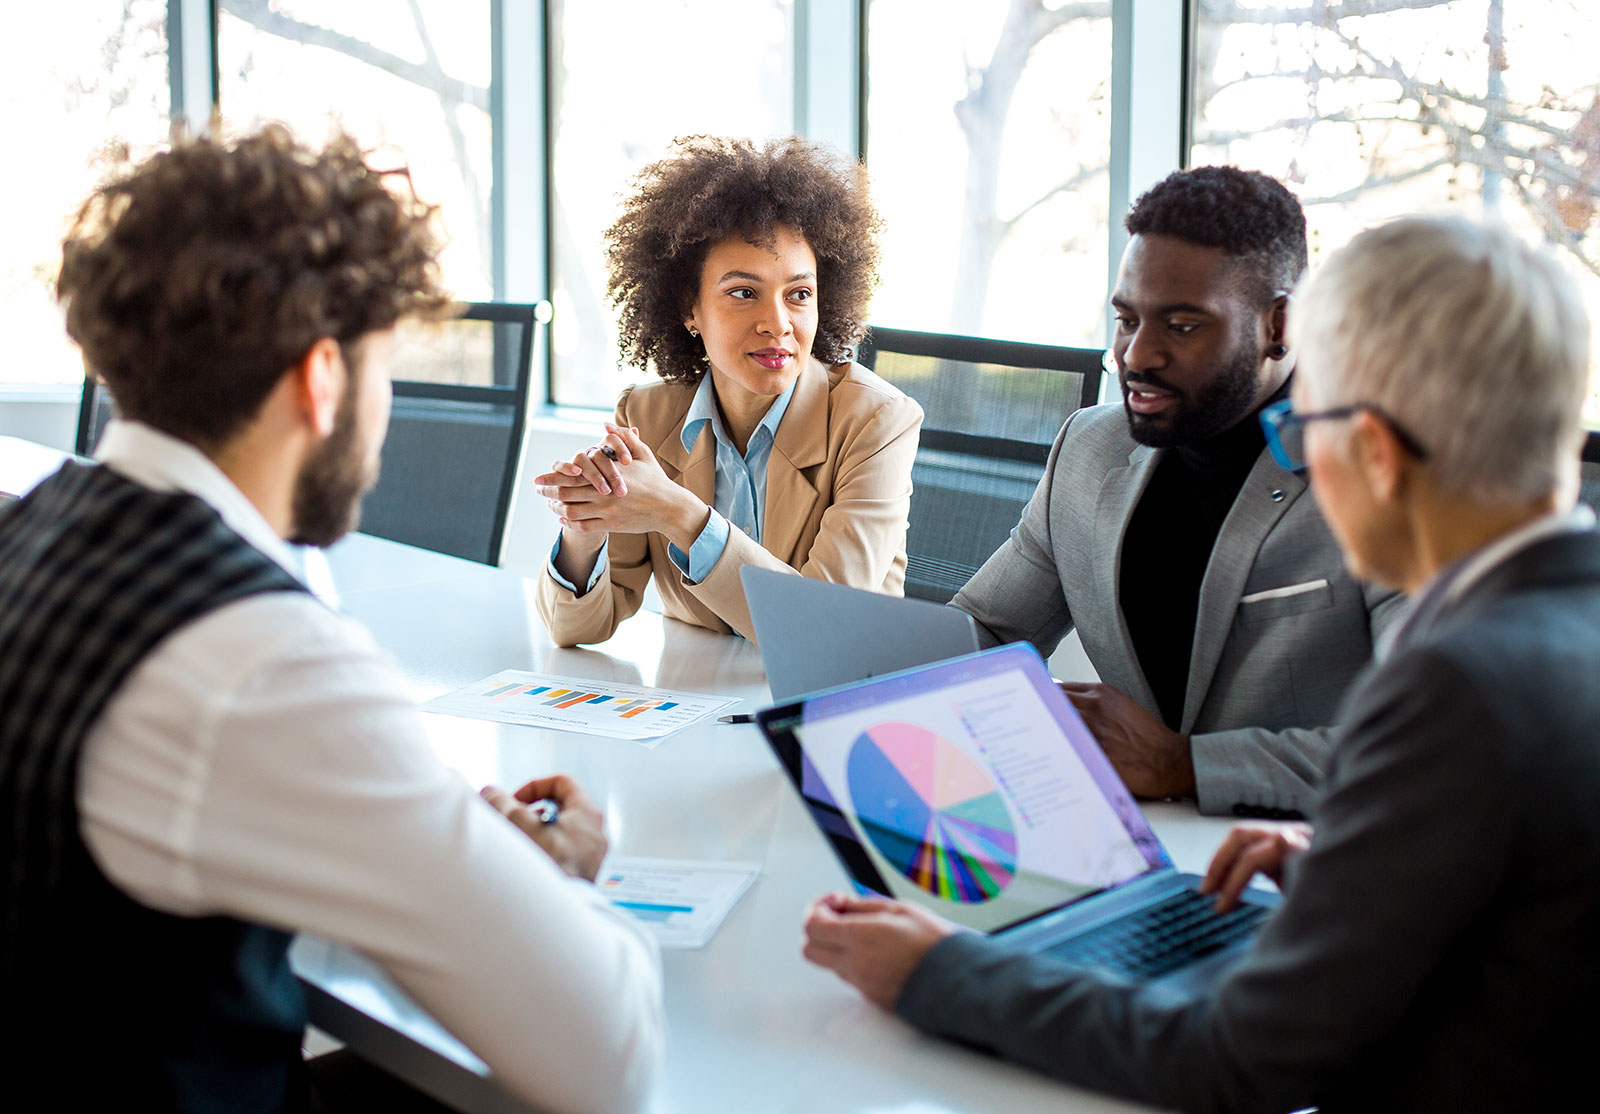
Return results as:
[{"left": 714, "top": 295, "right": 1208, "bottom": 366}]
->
[{"left": 1259, "top": 398, "right": 1431, "bottom": 475}]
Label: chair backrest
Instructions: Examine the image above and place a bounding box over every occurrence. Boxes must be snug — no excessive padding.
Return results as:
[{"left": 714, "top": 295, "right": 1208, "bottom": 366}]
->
[
  {"left": 73, "top": 303, "right": 539, "bottom": 565},
  {"left": 1581, "top": 431, "right": 1600, "bottom": 515},
  {"left": 857, "top": 327, "right": 1105, "bottom": 603},
  {"left": 358, "top": 301, "right": 540, "bottom": 565},
  {"left": 75, "top": 378, "right": 116, "bottom": 457}
]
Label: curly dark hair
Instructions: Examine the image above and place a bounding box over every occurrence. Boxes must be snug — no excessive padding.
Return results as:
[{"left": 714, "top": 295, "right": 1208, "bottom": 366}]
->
[
  {"left": 1125, "top": 166, "right": 1307, "bottom": 307},
  {"left": 604, "top": 135, "right": 882, "bottom": 384},
  {"left": 58, "top": 124, "right": 450, "bottom": 448}
]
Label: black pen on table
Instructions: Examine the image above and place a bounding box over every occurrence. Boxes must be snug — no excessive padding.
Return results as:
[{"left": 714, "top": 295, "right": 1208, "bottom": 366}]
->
[{"left": 717, "top": 712, "right": 756, "bottom": 725}]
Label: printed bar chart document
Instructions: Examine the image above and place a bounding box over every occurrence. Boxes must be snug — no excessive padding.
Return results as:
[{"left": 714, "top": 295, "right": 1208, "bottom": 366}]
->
[
  {"left": 423, "top": 670, "right": 738, "bottom": 742},
  {"left": 599, "top": 857, "right": 761, "bottom": 948}
]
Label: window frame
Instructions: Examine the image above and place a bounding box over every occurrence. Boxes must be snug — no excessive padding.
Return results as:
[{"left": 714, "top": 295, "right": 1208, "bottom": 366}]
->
[{"left": 11, "top": 0, "right": 1185, "bottom": 405}]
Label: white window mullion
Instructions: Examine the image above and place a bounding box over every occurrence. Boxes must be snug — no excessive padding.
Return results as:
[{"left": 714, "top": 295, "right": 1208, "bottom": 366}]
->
[
  {"left": 794, "top": 0, "right": 862, "bottom": 158},
  {"left": 1107, "top": 0, "right": 1185, "bottom": 346},
  {"left": 168, "top": 0, "right": 216, "bottom": 130}
]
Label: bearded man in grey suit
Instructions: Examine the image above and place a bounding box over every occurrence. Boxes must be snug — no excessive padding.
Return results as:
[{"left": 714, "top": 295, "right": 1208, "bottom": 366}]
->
[
  {"left": 805, "top": 215, "right": 1600, "bottom": 1114},
  {"left": 953, "top": 166, "right": 1403, "bottom": 817}
]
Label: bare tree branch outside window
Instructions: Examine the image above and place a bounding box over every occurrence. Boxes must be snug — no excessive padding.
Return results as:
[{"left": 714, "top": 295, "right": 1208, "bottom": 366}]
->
[
  {"left": 217, "top": 0, "right": 494, "bottom": 300},
  {"left": 868, "top": 0, "right": 1111, "bottom": 349},
  {"left": 1192, "top": 0, "right": 1600, "bottom": 417},
  {"left": 878, "top": 0, "right": 1595, "bottom": 419},
  {"left": 3, "top": 0, "right": 168, "bottom": 386}
]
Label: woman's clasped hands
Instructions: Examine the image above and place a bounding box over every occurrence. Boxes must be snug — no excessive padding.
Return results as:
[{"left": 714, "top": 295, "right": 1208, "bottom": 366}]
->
[{"left": 534, "top": 422, "right": 709, "bottom": 547}]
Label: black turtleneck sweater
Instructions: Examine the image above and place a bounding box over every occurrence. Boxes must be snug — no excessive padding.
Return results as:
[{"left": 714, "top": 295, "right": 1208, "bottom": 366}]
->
[{"left": 1119, "top": 383, "right": 1289, "bottom": 730}]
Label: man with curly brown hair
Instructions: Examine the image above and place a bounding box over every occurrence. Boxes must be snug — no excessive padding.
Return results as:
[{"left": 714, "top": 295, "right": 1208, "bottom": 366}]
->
[
  {"left": 532, "top": 136, "right": 923, "bottom": 645},
  {"left": 0, "top": 127, "right": 662, "bottom": 1114}
]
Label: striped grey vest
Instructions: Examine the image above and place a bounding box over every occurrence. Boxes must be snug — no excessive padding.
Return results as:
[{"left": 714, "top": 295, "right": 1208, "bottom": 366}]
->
[{"left": 0, "top": 461, "right": 310, "bottom": 1112}]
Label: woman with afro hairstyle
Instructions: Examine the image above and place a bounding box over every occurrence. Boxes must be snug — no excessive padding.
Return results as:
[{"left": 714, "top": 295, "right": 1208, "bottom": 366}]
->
[{"left": 533, "top": 135, "right": 923, "bottom": 645}]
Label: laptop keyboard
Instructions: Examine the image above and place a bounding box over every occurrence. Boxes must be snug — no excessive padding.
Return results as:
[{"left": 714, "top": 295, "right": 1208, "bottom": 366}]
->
[{"left": 1043, "top": 888, "right": 1269, "bottom": 980}]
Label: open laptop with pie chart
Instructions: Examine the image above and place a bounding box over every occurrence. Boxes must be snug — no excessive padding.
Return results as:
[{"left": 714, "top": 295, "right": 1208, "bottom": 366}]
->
[{"left": 756, "top": 642, "right": 1278, "bottom": 987}]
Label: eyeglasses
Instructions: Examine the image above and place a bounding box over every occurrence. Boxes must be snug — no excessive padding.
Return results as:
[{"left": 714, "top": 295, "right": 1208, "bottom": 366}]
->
[{"left": 1259, "top": 398, "right": 1431, "bottom": 474}]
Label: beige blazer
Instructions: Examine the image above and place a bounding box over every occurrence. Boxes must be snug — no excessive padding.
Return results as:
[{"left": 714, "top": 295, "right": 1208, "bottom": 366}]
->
[{"left": 535, "top": 359, "right": 923, "bottom": 645}]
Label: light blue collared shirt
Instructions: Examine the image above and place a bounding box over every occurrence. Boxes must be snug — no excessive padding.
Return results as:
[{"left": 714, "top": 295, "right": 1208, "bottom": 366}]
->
[
  {"left": 667, "top": 372, "right": 797, "bottom": 581},
  {"left": 547, "top": 374, "right": 798, "bottom": 593}
]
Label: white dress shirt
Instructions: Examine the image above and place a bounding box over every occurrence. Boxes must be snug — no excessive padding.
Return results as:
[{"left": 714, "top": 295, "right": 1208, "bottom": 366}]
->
[{"left": 77, "top": 422, "right": 664, "bottom": 1114}]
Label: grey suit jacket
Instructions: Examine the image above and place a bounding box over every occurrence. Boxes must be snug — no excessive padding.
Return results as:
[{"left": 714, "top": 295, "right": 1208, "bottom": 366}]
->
[
  {"left": 951, "top": 404, "right": 1404, "bottom": 815},
  {"left": 901, "top": 527, "right": 1600, "bottom": 1114}
]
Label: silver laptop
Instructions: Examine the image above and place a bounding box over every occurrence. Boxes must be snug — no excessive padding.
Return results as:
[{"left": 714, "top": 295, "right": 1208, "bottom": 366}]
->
[
  {"left": 741, "top": 566, "right": 981, "bottom": 701},
  {"left": 756, "top": 642, "right": 1277, "bottom": 987}
]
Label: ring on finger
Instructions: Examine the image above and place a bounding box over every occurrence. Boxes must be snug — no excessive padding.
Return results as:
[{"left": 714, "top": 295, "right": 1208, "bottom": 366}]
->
[{"left": 597, "top": 445, "right": 619, "bottom": 462}]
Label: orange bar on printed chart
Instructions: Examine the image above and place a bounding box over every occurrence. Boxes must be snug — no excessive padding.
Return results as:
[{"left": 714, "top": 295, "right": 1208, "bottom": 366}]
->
[{"left": 621, "top": 700, "right": 679, "bottom": 719}]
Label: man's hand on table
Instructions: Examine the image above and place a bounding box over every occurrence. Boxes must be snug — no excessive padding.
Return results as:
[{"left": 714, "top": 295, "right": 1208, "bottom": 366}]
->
[
  {"left": 1199, "top": 822, "right": 1312, "bottom": 912},
  {"left": 802, "top": 892, "right": 958, "bottom": 1010},
  {"left": 1059, "top": 681, "right": 1197, "bottom": 799},
  {"left": 481, "top": 774, "right": 608, "bottom": 882}
]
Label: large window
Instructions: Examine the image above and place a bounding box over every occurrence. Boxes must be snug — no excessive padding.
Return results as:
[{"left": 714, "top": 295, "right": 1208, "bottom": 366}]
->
[
  {"left": 865, "top": 0, "right": 1113, "bottom": 348},
  {"left": 1, "top": 1, "right": 170, "bottom": 387},
  {"left": 9, "top": 3, "right": 1597, "bottom": 426},
  {"left": 547, "top": 0, "right": 796, "bottom": 410},
  {"left": 217, "top": 0, "right": 494, "bottom": 300},
  {"left": 1192, "top": 0, "right": 1600, "bottom": 423}
]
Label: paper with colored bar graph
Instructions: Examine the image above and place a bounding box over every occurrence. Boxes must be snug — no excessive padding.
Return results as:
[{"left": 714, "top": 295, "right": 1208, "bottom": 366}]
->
[
  {"left": 599, "top": 857, "right": 761, "bottom": 948},
  {"left": 422, "top": 670, "right": 739, "bottom": 743}
]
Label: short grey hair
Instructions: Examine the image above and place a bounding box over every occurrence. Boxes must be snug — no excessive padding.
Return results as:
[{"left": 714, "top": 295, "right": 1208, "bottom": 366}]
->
[{"left": 1292, "top": 216, "right": 1590, "bottom": 504}]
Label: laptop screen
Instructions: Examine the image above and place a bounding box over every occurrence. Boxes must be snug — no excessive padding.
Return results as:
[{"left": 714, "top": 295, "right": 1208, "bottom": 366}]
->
[{"left": 760, "top": 643, "right": 1169, "bottom": 933}]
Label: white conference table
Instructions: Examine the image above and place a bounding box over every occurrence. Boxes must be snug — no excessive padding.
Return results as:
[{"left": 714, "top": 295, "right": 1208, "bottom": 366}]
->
[{"left": 2, "top": 433, "right": 1235, "bottom": 1114}]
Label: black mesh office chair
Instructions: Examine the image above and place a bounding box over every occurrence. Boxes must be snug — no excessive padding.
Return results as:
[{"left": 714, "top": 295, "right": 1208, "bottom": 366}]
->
[
  {"left": 1581, "top": 431, "right": 1600, "bottom": 514},
  {"left": 77, "top": 302, "right": 541, "bottom": 566},
  {"left": 857, "top": 327, "right": 1105, "bottom": 604},
  {"left": 359, "top": 301, "right": 540, "bottom": 565}
]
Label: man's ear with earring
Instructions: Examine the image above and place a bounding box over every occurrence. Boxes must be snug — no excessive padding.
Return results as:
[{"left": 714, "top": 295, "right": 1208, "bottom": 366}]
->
[{"left": 1267, "top": 291, "right": 1291, "bottom": 361}]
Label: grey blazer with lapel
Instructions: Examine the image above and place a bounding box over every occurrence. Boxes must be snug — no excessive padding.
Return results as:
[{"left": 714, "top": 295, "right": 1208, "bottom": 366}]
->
[{"left": 951, "top": 403, "right": 1405, "bottom": 815}]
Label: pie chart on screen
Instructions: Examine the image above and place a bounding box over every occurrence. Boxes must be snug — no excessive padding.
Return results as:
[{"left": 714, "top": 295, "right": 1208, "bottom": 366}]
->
[{"left": 846, "top": 722, "right": 1017, "bottom": 903}]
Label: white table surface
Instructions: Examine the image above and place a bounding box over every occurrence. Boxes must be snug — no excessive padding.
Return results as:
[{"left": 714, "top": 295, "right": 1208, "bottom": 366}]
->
[
  {"left": 1, "top": 434, "right": 1233, "bottom": 1114},
  {"left": 295, "top": 534, "right": 1234, "bottom": 1114},
  {"left": 0, "top": 433, "right": 78, "bottom": 495}
]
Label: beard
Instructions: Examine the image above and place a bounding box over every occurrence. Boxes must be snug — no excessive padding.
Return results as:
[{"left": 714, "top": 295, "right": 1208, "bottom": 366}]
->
[
  {"left": 288, "top": 385, "right": 377, "bottom": 548},
  {"left": 1124, "top": 337, "right": 1264, "bottom": 449}
]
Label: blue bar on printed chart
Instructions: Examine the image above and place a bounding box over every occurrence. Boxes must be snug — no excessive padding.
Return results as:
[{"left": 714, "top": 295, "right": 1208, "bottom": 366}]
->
[
  {"left": 613, "top": 900, "right": 696, "bottom": 923},
  {"left": 554, "top": 692, "right": 616, "bottom": 710},
  {"left": 621, "top": 700, "right": 680, "bottom": 720}
]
